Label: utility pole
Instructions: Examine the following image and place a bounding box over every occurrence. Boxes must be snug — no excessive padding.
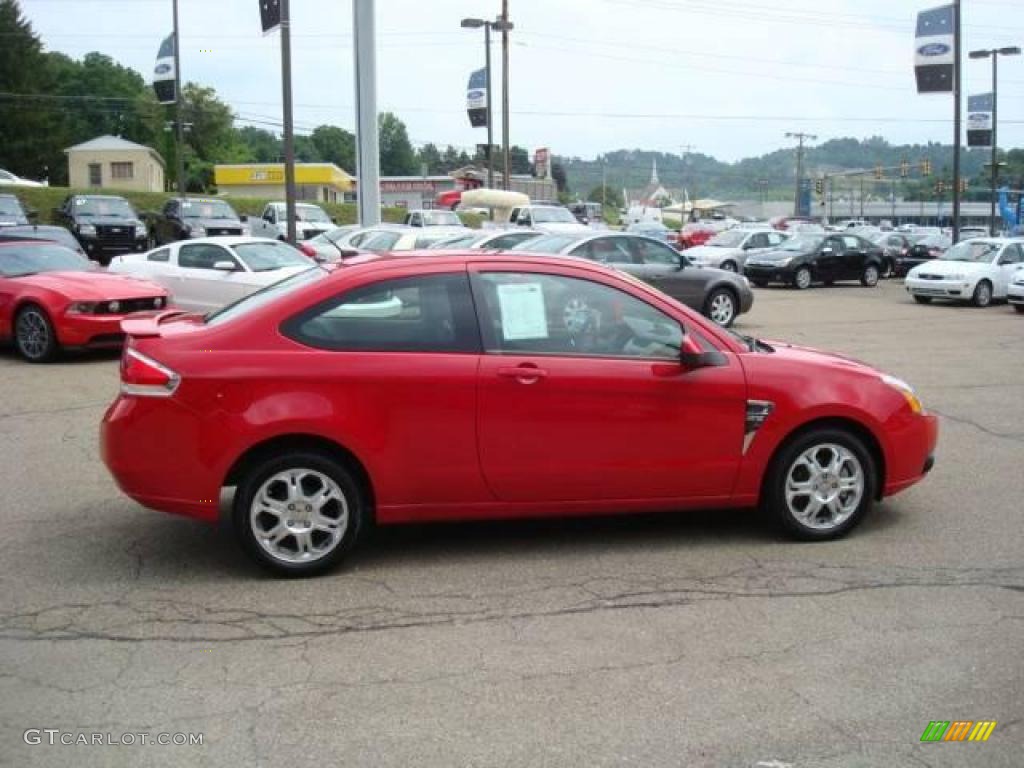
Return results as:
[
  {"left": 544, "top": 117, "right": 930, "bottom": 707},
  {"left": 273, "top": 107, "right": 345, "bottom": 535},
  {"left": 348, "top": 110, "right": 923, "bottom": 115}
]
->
[
  {"left": 500, "top": 0, "right": 511, "bottom": 190},
  {"left": 951, "top": 0, "right": 962, "bottom": 242},
  {"left": 172, "top": 0, "right": 185, "bottom": 197},
  {"left": 786, "top": 132, "right": 816, "bottom": 217},
  {"left": 279, "top": 0, "right": 297, "bottom": 244},
  {"left": 352, "top": 0, "right": 380, "bottom": 225}
]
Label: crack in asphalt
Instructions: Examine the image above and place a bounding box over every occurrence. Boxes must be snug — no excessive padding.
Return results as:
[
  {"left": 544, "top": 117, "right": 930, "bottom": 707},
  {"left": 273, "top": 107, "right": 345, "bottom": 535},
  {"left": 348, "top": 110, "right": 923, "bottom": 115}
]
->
[
  {"left": 0, "top": 399, "right": 109, "bottom": 420},
  {"left": 1, "top": 563, "right": 1020, "bottom": 644},
  {"left": 930, "top": 408, "right": 1024, "bottom": 443}
]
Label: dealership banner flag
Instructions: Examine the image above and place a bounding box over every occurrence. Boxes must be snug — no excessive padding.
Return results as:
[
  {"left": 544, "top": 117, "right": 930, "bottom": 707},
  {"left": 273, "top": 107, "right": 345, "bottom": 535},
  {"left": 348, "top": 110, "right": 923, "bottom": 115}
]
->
[
  {"left": 915, "top": 4, "right": 955, "bottom": 93},
  {"left": 466, "top": 68, "right": 488, "bottom": 128},
  {"left": 967, "top": 93, "right": 994, "bottom": 147},
  {"left": 152, "top": 34, "right": 177, "bottom": 105},
  {"left": 260, "top": 0, "right": 281, "bottom": 35}
]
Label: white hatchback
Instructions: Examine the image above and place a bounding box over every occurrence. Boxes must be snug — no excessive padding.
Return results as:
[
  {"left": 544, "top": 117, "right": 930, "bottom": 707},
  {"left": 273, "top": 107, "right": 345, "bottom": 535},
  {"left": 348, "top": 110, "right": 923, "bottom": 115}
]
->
[
  {"left": 905, "top": 238, "right": 1024, "bottom": 307},
  {"left": 107, "top": 237, "right": 314, "bottom": 313}
]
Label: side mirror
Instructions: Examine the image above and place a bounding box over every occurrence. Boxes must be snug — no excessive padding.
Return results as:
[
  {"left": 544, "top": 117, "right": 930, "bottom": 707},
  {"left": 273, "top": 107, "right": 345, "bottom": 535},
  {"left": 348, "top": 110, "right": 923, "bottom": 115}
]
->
[
  {"left": 331, "top": 217, "right": 338, "bottom": 224},
  {"left": 239, "top": 214, "right": 248, "bottom": 223},
  {"left": 338, "top": 247, "right": 360, "bottom": 259},
  {"left": 213, "top": 260, "right": 238, "bottom": 271},
  {"left": 679, "top": 337, "right": 727, "bottom": 370}
]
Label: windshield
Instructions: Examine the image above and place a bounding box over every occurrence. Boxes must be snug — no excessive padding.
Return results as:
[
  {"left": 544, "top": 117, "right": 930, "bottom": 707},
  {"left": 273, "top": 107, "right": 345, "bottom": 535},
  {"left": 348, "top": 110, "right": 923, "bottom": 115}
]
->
[
  {"left": 296, "top": 205, "right": 331, "bottom": 223},
  {"left": 181, "top": 199, "right": 238, "bottom": 220},
  {"left": 781, "top": 234, "right": 825, "bottom": 252},
  {"left": 940, "top": 240, "right": 1000, "bottom": 263},
  {"left": 206, "top": 266, "right": 325, "bottom": 326},
  {"left": 0, "top": 197, "right": 22, "bottom": 216},
  {"left": 512, "top": 234, "right": 579, "bottom": 254},
  {"left": 531, "top": 207, "right": 577, "bottom": 224},
  {"left": 422, "top": 211, "right": 461, "bottom": 227},
  {"left": 230, "top": 241, "right": 312, "bottom": 272},
  {"left": 73, "top": 197, "right": 136, "bottom": 218},
  {"left": 429, "top": 234, "right": 477, "bottom": 249},
  {"left": 0, "top": 242, "right": 91, "bottom": 276},
  {"left": 1, "top": 227, "right": 83, "bottom": 252},
  {"left": 707, "top": 230, "right": 747, "bottom": 248}
]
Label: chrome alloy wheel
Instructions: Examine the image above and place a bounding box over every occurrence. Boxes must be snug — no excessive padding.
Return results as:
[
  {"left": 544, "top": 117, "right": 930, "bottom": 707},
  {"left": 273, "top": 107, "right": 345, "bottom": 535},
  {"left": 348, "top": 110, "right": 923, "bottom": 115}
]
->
[
  {"left": 16, "top": 308, "right": 50, "bottom": 360},
  {"left": 784, "top": 443, "right": 864, "bottom": 531},
  {"left": 708, "top": 292, "right": 736, "bottom": 326},
  {"left": 249, "top": 469, "right": 349, "bottom": 564},
  {"left": 794, "top": 268, "right": 812, "bottom": 290}
]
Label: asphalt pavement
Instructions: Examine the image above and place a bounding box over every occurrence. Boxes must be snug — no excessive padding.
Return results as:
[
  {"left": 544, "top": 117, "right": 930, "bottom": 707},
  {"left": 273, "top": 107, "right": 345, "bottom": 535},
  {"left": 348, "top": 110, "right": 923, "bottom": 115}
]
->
[{"left": 1, "top": 279, "right": 1022, "bottom": 767}]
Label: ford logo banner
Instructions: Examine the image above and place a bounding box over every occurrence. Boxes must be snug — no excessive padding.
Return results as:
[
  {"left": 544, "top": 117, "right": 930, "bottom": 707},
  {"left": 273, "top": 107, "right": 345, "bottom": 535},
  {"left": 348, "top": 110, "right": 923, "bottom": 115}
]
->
[
  {"left": 155, "top": 63, "right": 171, "bottom": 75},
  {"left": 467, "top": 90, "right": 484, "bottom": 100},
  {"left": 917, "top": 43, "right": 950, "bottom": 57}
]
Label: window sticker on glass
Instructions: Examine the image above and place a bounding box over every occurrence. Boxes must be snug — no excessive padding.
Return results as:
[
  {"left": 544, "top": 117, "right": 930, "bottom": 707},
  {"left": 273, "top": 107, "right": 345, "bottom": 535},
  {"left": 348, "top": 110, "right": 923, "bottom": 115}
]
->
[{"left": 497, "top": 282, "right": 548, "bottom": 341}]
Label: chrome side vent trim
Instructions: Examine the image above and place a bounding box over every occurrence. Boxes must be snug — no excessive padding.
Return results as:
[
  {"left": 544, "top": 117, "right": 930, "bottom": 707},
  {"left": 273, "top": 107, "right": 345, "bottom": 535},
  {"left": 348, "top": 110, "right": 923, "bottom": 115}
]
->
[{"left": 743, "top": 400, "right": 774, "bottom": 454}]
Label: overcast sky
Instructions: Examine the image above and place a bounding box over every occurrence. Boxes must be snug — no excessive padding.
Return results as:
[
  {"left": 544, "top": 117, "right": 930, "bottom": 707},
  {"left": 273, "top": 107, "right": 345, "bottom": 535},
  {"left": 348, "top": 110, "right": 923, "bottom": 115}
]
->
[{"left": 18, "top": 0, "right": 1024, "bottom": 163}]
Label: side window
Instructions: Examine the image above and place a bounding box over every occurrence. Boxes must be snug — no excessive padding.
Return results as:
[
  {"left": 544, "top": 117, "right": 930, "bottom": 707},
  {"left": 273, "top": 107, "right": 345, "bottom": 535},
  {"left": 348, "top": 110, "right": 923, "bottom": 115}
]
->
[
  {"left": 509, "top": 208, "right": 521, "bottom": 224},
  {"left": 767, "top": 232, "right": 786, "bottom": 246},
  {"left": 282, "top": 273, "right": 479, "bottom": 353},
  {"left": 1001, "top": 244, "right": 1022, "bottom": 264},
  {"left": 147, "top": 248, "right": 170, "bottom": 263},
  {"left": 163, "top": 200, "right": 178, "bottom": 217},
  {"left": 178, "top": 243, "right": 235, "bottom": 270},
  {"left": 409, "top": 213, "right": 421, "bottom": 227},
  {"left": 518, "top": 210, "right": 533, "bottom": 225},
  {"left": 825, "top": 237, "right": 843, "bottom": 252},
  {"left": 634, "top": 238, "right": 679, "bottom": 265},
  {"left": 489, "top": 233, "right": 531, "bottom": 250},
  {"left": 474, "top": 272, "right": 683, "bottom": 360},
  {"left": 748, "top": 233, "right": 768, "bottom": 249},
  {"left": 842, "top": 236, "right": 861, "bottom": 250},
  {"left": 577, "top": 237, "right": 633, "bottom": 263},
  {"left": 361, "top": 231, "right": 402, "bottom": 252}
]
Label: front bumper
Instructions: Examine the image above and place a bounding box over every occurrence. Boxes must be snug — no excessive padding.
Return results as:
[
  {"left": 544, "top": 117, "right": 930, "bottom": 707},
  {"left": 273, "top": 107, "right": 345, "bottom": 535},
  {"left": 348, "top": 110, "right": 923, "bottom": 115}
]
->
[
  {"left": 58, "top": 313, "right": 131, "bottom": 347},
  {"left": 743, "top": 263, "right": 796, "bottom": 284},
  {"left": 882, "top": 411, "right": 939, "bottom": 497},
  {"left": 904, "top": 277, "right": 970, "bottom": 299}
]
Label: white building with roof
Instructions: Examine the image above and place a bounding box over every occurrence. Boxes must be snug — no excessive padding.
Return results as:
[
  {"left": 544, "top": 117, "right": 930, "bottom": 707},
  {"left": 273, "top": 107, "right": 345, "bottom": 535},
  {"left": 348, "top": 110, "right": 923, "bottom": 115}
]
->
[{"left": 66, "top": 135, "right": 166, "bottom": 192}]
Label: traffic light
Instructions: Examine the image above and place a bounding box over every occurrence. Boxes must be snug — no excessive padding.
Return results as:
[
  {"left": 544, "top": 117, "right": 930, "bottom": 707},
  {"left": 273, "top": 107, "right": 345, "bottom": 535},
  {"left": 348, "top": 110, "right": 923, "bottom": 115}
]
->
[
  {"left": 900, "top": 159, "right": 910, "bottom": 178},
  {"left": 921, "top": 158, "right": 932, "bottom": 176},
  {"left": 815, "top": 178, "right": 824, "bottom": 195},
  {"left": 874, "top": 165, "right": 884, "bottom": 180}
]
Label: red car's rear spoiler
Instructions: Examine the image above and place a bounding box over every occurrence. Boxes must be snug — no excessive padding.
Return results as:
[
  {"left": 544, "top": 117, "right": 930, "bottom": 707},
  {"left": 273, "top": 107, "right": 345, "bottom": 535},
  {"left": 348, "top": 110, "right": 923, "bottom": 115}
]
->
[{"left": 121, "top": 309, "right": 192, "bottom": 338}]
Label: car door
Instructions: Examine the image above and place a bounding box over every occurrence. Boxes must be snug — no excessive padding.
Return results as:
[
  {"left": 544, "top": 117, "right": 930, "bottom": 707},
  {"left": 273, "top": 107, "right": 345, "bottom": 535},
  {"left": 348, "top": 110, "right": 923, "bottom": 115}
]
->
[
  {"left": 174, "top": 242, "right": 247, "bottom": 312},
  {"left": 818, "top": 236, "right": 845, "bottom": 280},
  {"left": 840, "top": 235, "right": 868, "bottom": 278},
  {"left": 280, "top": 270, "right": 488, "bottom": 510},
  {"left": 994, "top": 243, "right": 1024, "bottom": 296},
  {"left": 631, "top": 237, "right": 708, "bottom": 307},
  {"left": 470, "top": 264, "right": 746, "bottom": 503}
]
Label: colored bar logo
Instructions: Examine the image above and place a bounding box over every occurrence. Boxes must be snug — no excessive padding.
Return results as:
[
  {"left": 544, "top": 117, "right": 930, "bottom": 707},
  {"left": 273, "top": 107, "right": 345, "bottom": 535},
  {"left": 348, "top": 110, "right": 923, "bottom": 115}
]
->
[{"left": 920, "top": 721, "right": 997, "bottom": 742}]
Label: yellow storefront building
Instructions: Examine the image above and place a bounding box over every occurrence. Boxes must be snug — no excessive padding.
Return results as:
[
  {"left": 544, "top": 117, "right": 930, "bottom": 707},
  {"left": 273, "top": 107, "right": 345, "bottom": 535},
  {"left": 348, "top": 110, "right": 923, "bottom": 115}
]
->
[{"left": 213, "top": 163, "right": 354, "bottom": 203}]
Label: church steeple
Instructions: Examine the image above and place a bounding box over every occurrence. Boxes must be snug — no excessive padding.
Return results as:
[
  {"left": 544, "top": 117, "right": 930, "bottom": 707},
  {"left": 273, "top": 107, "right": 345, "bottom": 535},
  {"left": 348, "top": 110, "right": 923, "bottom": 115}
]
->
[{"left": 651, "top": 157, "right": 659, "bottom": 185}]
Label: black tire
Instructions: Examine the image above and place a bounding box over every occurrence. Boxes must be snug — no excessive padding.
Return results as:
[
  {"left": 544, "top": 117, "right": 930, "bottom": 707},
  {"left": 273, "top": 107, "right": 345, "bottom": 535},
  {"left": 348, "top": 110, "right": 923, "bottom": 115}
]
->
[
  {"left": 764, "top": 427, "right": 877, "bottom": 541},
  {"left": 720, "top": 260, "right": 738, "bottom": 273},
  {"left": 971, "top": 280, "right": 993, "bottom": 308},
  {"left": 703, "top": 287, "right": 738, "bottom": 327},
  {"left": 14, "top": 304, "right": 58, "bottom": 363},
  {"left": 232, "top": 451, "right": 369, "bottom": 577},
  {"left": 752, "top": 280, "right": 768, "bottom": 288},
  {"left": 860, "top": 263, "right": 880, "bottom": 287},
  {"left": 882, "top": 258, "right": 895, "bottom": 278},
  {"left": 913, "top": 295, "right": 932, "bottom": 305},
  {"left": 1015, "top": 304, "right": 1024, "bottom": 314},
  {"left": 793, "top": 266, "right": 812, "bottom": 290}
]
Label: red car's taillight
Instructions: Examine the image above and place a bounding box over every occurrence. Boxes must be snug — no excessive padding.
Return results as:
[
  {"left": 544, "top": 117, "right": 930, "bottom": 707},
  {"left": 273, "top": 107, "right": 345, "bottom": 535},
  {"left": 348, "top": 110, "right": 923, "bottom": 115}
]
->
[{"left": 120, "top": 348, "right": 180, "bottom": 397}]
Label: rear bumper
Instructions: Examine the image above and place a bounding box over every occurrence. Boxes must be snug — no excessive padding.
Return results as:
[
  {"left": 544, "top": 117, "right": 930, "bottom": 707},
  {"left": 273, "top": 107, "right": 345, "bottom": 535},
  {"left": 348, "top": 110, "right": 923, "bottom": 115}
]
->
[{"left": 100, "top": 395, "right": 222, "bottom": 523}]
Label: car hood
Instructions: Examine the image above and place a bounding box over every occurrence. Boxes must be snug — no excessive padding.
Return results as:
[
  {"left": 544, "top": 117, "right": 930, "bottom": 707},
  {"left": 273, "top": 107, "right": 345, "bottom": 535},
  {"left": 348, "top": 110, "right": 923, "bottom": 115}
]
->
[
  {"left": 910, "top": 259, "right": 992, "bottom": 276},
  {"left": 0, "top": 216, "right": 27, "bottom": 226},
  {"left": 762, "top": 340, "right": 877, "bottom": 375},
  {"left": 12, "top": 271, "right": 166, "bottom": 299},
  {"left": 76, "top": 216, "right": 144, "bottom": 228}
]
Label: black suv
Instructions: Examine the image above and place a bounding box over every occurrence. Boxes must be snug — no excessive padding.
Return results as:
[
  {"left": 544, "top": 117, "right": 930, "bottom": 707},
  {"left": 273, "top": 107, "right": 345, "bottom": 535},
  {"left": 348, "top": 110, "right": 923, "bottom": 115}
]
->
[
  {"left": 145, "top": 197, "right": 245, "bottom": 246},
  {"left": 53, "top": 194, "right": 147, "bottom": 264},
  {"left": 743, "top": 233, "right": 885, "bottom": 289}
]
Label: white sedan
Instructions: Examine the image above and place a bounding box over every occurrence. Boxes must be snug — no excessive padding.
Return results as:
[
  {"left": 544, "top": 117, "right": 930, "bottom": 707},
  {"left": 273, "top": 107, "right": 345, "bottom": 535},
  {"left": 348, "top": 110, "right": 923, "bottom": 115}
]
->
[
  {"left": 685, "top": 228, "right": 789, "bottom": 272},
  {"left": 905, "top": 238, "right": 1024, "bottom": 307},
  {"left": 107, "top": 237, "right": 314, "bottom": 313}
]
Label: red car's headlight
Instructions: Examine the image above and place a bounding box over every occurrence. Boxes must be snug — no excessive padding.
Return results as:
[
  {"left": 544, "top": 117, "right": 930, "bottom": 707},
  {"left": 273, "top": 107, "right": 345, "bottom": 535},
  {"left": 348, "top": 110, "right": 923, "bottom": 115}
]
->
[{"left": 67, "top": 302, "right": 98, "bottom": 314}]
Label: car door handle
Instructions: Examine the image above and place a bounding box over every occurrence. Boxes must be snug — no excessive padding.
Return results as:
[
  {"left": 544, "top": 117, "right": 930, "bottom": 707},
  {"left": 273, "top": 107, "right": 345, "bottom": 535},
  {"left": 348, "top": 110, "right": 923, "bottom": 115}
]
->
[{"left": 497, "top": 366, "right": 548, "bottom": 383}]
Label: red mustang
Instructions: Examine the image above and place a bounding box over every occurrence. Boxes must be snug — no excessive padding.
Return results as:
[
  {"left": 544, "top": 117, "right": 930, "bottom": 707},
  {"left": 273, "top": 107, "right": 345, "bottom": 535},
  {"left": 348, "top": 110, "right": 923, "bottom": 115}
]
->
[
  {"left": 0, "top": 240, "right": 169, "bottom": 362},
  {"left": 101, "top": 253, "right": 937, "bottom": 575}
]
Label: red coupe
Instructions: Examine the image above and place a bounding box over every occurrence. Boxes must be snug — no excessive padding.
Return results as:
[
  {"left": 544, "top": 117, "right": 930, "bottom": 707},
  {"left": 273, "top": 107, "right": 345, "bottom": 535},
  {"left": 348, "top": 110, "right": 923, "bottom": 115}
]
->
[
  {"left": 0, "top": 240, "right": 169, "bottom": 362},
  {"left": 101, "top": 253, "right": 937, "bottom": 576}
]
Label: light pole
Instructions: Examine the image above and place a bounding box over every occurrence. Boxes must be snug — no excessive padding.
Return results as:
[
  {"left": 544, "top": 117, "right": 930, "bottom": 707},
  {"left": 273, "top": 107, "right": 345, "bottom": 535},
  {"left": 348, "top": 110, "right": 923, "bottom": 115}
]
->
[
  {"left": 969, "top": 46, "right": 1021, "bottom": 235},
  {"left": 461, "top": 17, "right": 498, "bottom": 190},
  {"left": 786, "top": 132, "right": 816, "bottom": 217}
]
